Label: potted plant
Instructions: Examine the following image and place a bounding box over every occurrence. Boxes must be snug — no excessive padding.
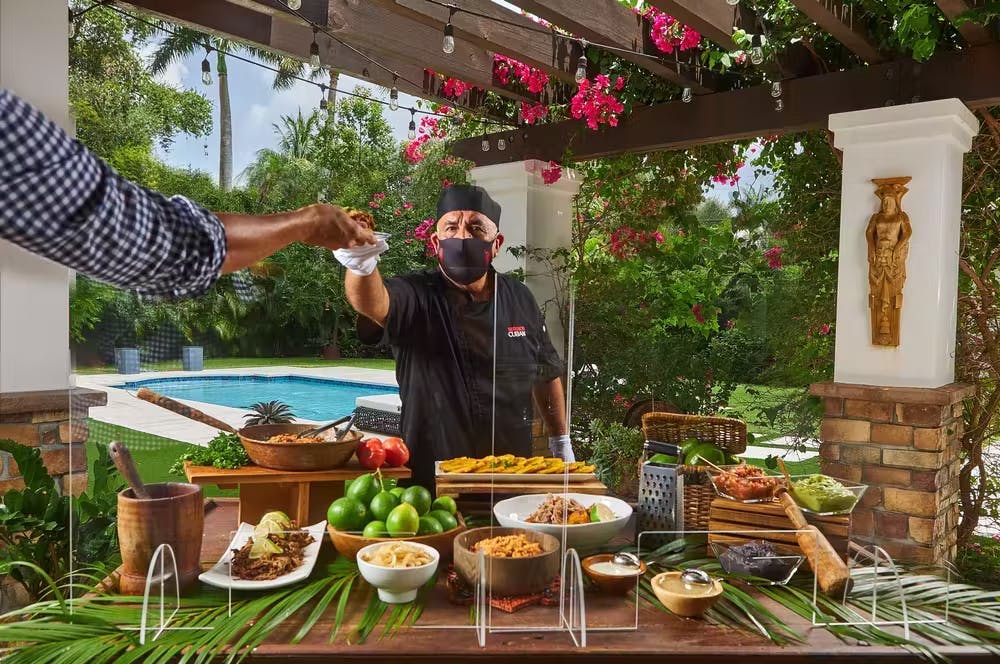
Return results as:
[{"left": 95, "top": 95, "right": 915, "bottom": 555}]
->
[
  {"left": 182, "top": 345, "right": 203, "bottom": 371},
  {"left": 243, "top": 401, "right": 296, "bottom": 425}
]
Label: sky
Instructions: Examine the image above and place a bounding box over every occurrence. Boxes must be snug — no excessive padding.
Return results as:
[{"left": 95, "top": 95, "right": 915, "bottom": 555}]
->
[{"left": 145, "top": 41, "right": 760, "bottom": 204}]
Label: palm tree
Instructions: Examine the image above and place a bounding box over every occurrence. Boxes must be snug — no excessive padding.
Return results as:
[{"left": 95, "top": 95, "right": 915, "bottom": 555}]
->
[
  {"left": 274, "top": 64, "right": 341, "bottom": 125},
  {"left": 149, "top": 28, "right": 305, "bottom": 191}
]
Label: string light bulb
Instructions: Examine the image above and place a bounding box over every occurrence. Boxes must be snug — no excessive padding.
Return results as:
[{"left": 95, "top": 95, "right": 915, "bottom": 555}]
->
[
  {"left": 775, "top": 98, "right": 784, "bottom": 112},
  {"left": 408, "top": 110, "right": 416, "bottom": 140},
  {"left": 201, "top": 48, "right": 213, "bottom": 87},
  {"left": 481, "top": 138, "right": 490, "bottom": 152},
  {"left": 309, "top": 27, "right": 321, "bottom": 68},
  {"left": 771, "top": 81, "right": 782, "bottom": 98},
  {"left": 442, "top": 8, "right": 456, "bottom": 54},
  {"left": 750, "top": 46, "right": 764, "bottom": 65},
  {"left": 389, "top": 75, "right": 399, "bottom": 110},
  {"left": 682, "top": 87, "right": 693, "bottom": 103},
  {"left": 319, "top": 85, "right": 328, "bottom": 111},
  {"left": 497, "top": 137, "right": 507, "bottom": 151},
  {"left": 575, "top": 39, "right": 588, "bottom": 83},
  {"left": 68, "top": 8, "right": 76, "bottom": 38},
  {"left": 726, "top": 0, "right": 741, "bottom": 5},
  {"left": 286, "top": 0, "right": 302, "bottom": 10}
]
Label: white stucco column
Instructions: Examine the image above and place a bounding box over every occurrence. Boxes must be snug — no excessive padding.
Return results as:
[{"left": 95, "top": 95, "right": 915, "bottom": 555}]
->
[
  {"left": 0, "top": 0, "right": 72, "bottom": 392},
  {"left": 829, "top": 100, "right": 978, "bottom": 388},
  {"left": 470, "top": 160, "right": 579, "bottom": 357}
]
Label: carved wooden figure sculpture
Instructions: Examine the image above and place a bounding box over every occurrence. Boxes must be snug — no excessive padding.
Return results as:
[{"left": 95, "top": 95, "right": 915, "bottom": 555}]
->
[{"left": 866, "top": 176, "right": 912, "bottom": 347}]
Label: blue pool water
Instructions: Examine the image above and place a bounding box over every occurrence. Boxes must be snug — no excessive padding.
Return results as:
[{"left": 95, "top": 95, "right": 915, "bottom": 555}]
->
[{"left": 116, "top": 375, "right": 398, "bottom": 421}]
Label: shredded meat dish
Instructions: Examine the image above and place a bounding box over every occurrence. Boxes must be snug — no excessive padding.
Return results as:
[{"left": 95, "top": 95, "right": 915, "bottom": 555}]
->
[
  {"left": 266, "top": 433, "right": 327, "bottom": 444},
  {"left": 230, "top": 530, "right": 315, "bottom": 580},
  {"left": 346, "top": 208, "right": 376, "bottom": 231},
  {"left": 524, "top": 494, "right": 590, "bottom": 525}
]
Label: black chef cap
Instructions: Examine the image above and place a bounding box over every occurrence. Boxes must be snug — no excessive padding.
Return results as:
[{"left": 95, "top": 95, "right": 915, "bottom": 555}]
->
[{"left": 436, "top": 184, "right": 501, "bottom": 227}]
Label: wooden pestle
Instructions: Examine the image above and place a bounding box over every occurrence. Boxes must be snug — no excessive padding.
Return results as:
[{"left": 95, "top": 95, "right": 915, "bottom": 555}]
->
[
  {"left": 136, "top": 387, "right": 236, "bottom": 433},
  {"left": 108, "top": 440, "right": 149, "bottom": 499},
  {"left": 774, "top": 485, "right": 853, "bottom": 597}
]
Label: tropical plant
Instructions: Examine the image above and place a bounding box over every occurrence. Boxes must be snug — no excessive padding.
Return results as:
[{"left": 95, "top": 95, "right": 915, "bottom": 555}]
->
[
  {"left": 244, "top": 400, "right": 296, "bottom": 425},
  {"left": 582, "top": 419, "right": 644, "bottom": 498},
  {"left": 0, "top": 440, "right": 123, "bottom": 602},
  {"left": 148, "top": 26, "right": 302, "bottom": 191}
]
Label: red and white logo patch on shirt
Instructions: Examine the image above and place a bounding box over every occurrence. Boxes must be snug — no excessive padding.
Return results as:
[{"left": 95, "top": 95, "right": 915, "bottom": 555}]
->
[{"left": 507, "top": 325, "right": 527, "bottom": 338}]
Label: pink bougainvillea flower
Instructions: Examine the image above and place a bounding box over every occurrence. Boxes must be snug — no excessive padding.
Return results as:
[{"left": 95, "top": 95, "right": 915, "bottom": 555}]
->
[
  {"left": 764, "top": 246, "right": 784, "bottom": 269},
  {"left": 442, "top": 76, "right": 474, "bottom": 98},
  {"left": 541, "top": 161, "right": 562, "bottom": 185},
  {"left": 520, "top": 101, "right": 548, "bottom": 125},
  {"left": 652, "top": 230, "right": 665, "bottom": 243},
  {"left": 640, "top": 6, "right": 701, "bottom": 54},
  {"left": 570, "top": 75, "right": 625, "bottom": 130},
  {"left": 726, "top": 319, "right": 736, "bottom": 329},
  {"left": 394, "top": 209, "right": 402, "bottom": 216},
  {"left": 819, "top": 324, "right": 832, "bottom": 335},
  {"left": 691, "top": 304, "right": 706, "bottom": 324},
  {"left": 494, "top": 55, "right": 549, "bottom": 93},
  {"left": 441, "top": 178, "right": 453, "bottom": 187},
  {"left": 403, "top": 202, "right": 414, "bottom": 210}
]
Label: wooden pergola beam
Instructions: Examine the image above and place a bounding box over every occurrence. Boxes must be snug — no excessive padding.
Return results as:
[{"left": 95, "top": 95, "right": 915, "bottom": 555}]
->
[
  {"left": 788, "top": 0, "right": 883, "bottom": 63},
  {"left": 936, "top": 0, "right": 995, "bottom": 46},
  {"left": 119, "top": 0, "right": 510, "bottom": 118},
  {"left": 367, "top": 0, "right": 579, "bottom": 85},
  {"left": 451, "top": 41, "right": 1000, "bottom": 165},
  {"left": 646, "top": 0, "right": 740, "bottom": 50},
  {"left": 516, "top": 0, "right": 719, "bottom": 93}
]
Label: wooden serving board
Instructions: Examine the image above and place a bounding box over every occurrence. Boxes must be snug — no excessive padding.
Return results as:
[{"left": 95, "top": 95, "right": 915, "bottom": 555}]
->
[
  {"left": 435, "top": 475, "right": 608, "bottom": 499},
  {"left": 708, "top": 497, "right": 851, "bottom": 563}
]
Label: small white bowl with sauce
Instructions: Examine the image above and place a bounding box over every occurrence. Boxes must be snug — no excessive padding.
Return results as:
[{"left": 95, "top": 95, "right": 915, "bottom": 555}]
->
[{"left": 582, "top": 554, "right": 646, "bottom": 594}]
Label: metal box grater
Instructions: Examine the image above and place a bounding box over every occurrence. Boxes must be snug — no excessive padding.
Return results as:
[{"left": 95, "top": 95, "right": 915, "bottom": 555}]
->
[{"left": 637, "top": 441, "right": 684, "bottom": 548}]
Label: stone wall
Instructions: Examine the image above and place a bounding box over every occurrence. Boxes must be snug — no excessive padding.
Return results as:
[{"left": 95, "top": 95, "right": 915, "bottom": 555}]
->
[
  {"left": 0, "top": 388, "right": 107, "bottom": 496},
  {"left": 810, "top": 382, "right": 972, "bottom": 565}
]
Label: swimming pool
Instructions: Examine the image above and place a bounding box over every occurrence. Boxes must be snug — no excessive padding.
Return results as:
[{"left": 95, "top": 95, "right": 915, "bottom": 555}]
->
[{"left": 116, "top": 375, "right": 398, "bottom": 421}]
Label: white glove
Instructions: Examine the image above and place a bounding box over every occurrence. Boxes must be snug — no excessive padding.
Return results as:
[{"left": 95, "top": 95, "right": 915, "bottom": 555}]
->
[
  {"left": 333, "top": 238, "right": 389, "bottom": 276},
  {"left": 548, "top": 434, "right": 575, "bottom": 462}
]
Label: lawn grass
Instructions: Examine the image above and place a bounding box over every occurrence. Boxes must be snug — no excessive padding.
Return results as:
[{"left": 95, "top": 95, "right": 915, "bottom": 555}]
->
[
  {"left": 74, "top": 356, "right": 396, "bottom": 375},
  {"left": 725, "top": 383, "right": 813, "bottom": 441},
  {"left": 85, "top": 419, "right": 236, "bottom": 497}
]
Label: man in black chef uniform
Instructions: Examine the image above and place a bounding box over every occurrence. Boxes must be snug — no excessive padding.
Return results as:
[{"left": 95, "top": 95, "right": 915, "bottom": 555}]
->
[{"left": 334, "top": 184, "right": 574, "bottom": 486}]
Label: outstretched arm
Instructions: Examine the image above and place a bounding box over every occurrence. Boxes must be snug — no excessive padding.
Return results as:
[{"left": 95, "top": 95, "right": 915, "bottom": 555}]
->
[
  {"left": 345, "top": 269, "right": 390, "bottom": 326},
  {"left": 0, "top": 89, "right": 371, "bottom": 299}
]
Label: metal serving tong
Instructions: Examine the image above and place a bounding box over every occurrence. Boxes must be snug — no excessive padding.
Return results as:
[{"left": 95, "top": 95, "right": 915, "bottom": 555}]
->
[{"left": 295, "top": 413, "right": 354, "bottom": 440}]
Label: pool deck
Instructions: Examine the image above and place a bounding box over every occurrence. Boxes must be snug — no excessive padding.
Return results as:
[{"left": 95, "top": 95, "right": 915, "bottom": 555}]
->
[{"left": 74, "top": 366, "right": 399, "bottom": 445}]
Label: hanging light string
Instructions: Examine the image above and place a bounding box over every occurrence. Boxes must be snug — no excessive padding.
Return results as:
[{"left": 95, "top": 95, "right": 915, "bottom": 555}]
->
[
  {"left": 418, "top": 0, "right": 745, "bottom": 79},
  {"left": 93, "top": 3, "right": 514, "bottom": 132}
]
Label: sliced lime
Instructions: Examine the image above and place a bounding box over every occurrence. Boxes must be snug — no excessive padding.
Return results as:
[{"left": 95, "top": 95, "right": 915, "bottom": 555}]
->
[
  {"left": 259, "top": 511, "right": 291, "bottom": 528},
  {"left": 249, "top": 536, "right": 282, "bottom": 559},
  {"left": 588, "top": 503, "right": 616, "bottom": 523}
]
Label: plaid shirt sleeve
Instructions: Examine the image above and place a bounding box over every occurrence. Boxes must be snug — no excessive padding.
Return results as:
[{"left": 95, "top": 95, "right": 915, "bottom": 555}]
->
[{"left": 0, "top": 88, "right": 227, "bottom": 298}]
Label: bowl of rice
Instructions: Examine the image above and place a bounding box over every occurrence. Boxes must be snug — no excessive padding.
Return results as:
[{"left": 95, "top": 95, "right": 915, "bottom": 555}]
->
[
  {"left": 356, "top": 541, "right": 440, "bottom": 603},
  {"left": 453, "top": 527, "right": 561, "bottom": 596}
]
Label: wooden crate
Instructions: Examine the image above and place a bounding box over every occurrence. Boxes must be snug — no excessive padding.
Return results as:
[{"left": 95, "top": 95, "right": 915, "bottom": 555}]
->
[{"left": 708, "top": 497, "right": 852, "bottom": 564}]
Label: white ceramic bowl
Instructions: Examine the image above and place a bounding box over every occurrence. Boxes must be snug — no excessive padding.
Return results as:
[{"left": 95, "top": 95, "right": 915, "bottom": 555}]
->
[
  {"left": 493, "top": 493, "right": 633, "bottom": 551},
  {"left": 356, "top": 541, "right": 440, "bottom": 603}
]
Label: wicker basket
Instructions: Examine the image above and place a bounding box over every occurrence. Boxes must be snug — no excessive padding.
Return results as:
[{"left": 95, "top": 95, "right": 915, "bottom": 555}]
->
[{"left": 641, "top": 413, "right": 748, "bottom": 531}]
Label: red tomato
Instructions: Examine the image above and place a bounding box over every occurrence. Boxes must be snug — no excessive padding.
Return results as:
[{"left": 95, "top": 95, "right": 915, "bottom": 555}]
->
[
  {"left": 357, "top": 438, "right": 386, "bottom": 469},
  {"left": 381, "top": 437, "right": 410, "bottom": 467}
]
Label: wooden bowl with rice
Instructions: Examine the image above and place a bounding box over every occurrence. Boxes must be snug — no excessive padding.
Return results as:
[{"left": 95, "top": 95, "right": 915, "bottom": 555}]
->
[{"left": 453, "top": 527, "right": 561, "bottom": 596}]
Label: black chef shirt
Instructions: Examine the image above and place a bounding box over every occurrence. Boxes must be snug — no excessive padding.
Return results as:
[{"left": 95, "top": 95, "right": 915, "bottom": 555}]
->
[{"left": 379, "top": 268, "right": 564, "bottom": 487}]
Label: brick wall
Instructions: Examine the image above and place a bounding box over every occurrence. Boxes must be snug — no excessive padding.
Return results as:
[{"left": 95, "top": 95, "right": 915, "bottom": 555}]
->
[
  {"left": 0, "top": 388, "right": 107, "bottom": 496},
  {"left": 810, "top": 382, "right": 972, "bottom": 565}
]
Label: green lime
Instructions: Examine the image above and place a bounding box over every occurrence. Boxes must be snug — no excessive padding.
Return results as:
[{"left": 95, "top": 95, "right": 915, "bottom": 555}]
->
[
  {"left": 386, "top": 503, "right": 420, "bottom": 537},
  {"left": 648, "top": 453, "right": 677, "bottom": 465},
  {"left": 249, "top": 536, "right": 282, "bottom": 559},
  {"left": 259, "top": 511, "right": 291, "bottom": 528},
  {"left": 369, "top": 491, "right": 400, "bottom": 522},
  {"left": 363, "top": 520, "right": 388, "bottom": 538},
  {"left": 428, "top": 509, "right": 458, "bottom": 532},
  {"left": 389, "top": 486, "right": 405, "bottom": 499},
  {"left": 417, "top": 516, "right": 444, "bottom": 536},
  {"left": 346, "top": 473, "right": 381, "bottom": 506},
  {"left": 327, "top": 497, "right": 369, "bottom": 532},
  {"left": 588, "top": 503, "right": 615, "bottom": 523},
  {"left": 382, "top": 477, "right": 398, "bottom": 491},
  {"left": 431, "top": 496, "right": 457, "bottom": 515},
  {"left": 400, "top": 485, "right": 433, "bottom": 516}
]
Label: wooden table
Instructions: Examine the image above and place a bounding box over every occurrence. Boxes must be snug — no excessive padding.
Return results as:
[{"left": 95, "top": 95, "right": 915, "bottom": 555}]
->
[
  {"left": 170, "top": 500, "right": 989, "bottom": 662},
  {"left": 184, "top": 461, "right": 410, "bottom": 526},
  {"left": 435, "top": 475, "right": 608, "bottom": 499}
]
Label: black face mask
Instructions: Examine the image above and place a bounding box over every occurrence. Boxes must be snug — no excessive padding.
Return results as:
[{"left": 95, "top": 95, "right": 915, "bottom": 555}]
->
[{"left": 437, "top": 237, "right": 494, "bottom": 285}]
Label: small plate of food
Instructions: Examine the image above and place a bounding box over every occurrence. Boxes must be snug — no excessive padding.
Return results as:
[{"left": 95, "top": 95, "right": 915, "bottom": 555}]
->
[
  {"left": 199, "top": 511, "right": 327, "bottom": 590},
  {"left": 710, "top": 464, "right": 781, "bottom": 503},
  {"left": 493, "top": 493, "right": 633, "bottom": 550}
]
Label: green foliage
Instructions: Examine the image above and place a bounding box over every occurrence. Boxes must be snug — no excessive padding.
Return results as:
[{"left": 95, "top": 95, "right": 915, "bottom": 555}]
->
[
  {"left": 0, "top": 440, "right": 122, "bottom": 601},
  {"left": 244, "top": 401, "right": 295, "bottom": 426},
  {"left": 169, "top": 432, "right": 250, "bottom": 475},
  {"left": 581, "top": 419, "right": 644, "bottom": 497}
]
